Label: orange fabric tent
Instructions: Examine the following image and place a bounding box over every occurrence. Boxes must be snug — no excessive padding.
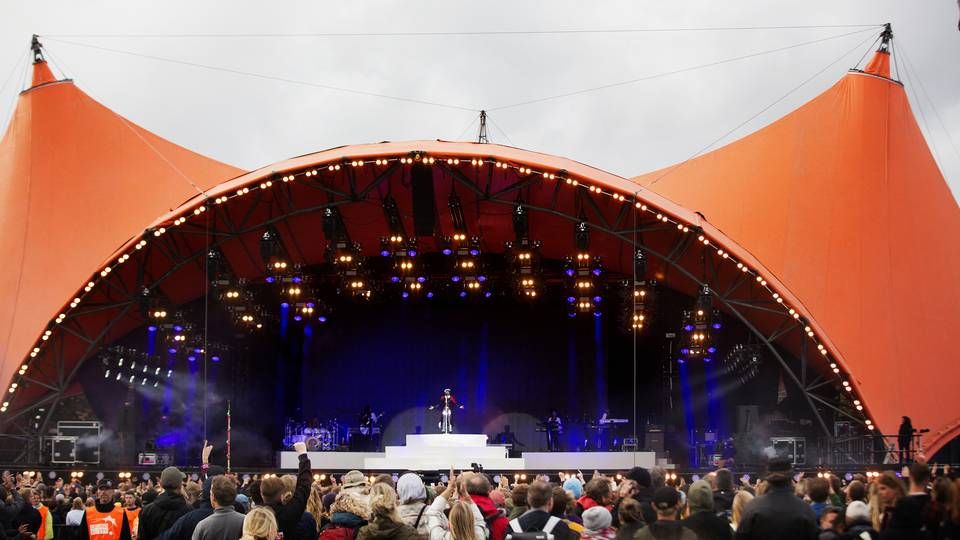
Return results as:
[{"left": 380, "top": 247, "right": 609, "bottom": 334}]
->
[
  {"left": 633, "top": 51, "right": 960, "bottom": 455},
  {"left": 0, "top": 60, "right": 243, "bottom": 400}
]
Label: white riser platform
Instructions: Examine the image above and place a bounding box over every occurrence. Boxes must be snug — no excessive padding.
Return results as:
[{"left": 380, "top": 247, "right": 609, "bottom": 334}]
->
[
  {"left": 385, "top": 445, "right": 507, "bottom": 459},
  {"left": 405, "top": 434, "right": 489, "bottom": 447},
  {"left": 365, "top": 456, "right": 526, "bottom": 470}
]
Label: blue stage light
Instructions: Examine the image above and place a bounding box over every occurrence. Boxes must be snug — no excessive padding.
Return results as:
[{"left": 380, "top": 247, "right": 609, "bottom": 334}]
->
[
  {"left": 442, "top": 248, "right": 452, "bottom": 256},
  {"left": 148, "top": 325, "right": 157, "bottom": 332},
  {"left": 280, "top": 302, "right": 289, "bottom": 308},
  {"left": 391, "top": 276, "right": 401, "bottom": 283},
  {"left": 469, "top": 249, "right": 480, "bottom": 256},
  {"left": 426, "top": 292, "right": 435, "bottom": 299},
  {"left": 459, "top": 291, "right": 467, "bottom": 298},
  {"left": 417, "top": 276, "right": 426, "bottom": 283},
  {"left": 211, "top": 356, "right": 220, "bottom": 362},
  {"left": 408, "top": 250, "right": 417, "bottom": 257},
  {"left": 318, "top": 316, "right": 328, "bottom": 323},
  {"left": 187, "top": 355, "right": 196, "bottom": 362},
  {"left": 265, "top": 276, "right": 275, "bottom": 283},
  {"left": 401, "top": 291, "right": 410, "bottom": 299},
  {"left": 451, "top": 276, "right": 461, "bottom": 282},
  {"left": 381, "top": 249, "right": 390, "bottom": 257},
  {"left": 168, "top": 348, "right": 177, "bottom": 354}
]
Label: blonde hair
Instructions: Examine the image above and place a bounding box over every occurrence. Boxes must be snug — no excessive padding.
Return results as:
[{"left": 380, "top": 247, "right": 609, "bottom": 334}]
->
[
  {"left": 242, "top": 507, "right": 278, "bottom": 540},
  {"left": 306, "top": 485, "right": 323, "bottom": 533},
  {"left": 71, "top": 497, "right": 84, "bottom": 511},
  {"left": 368, "top": 483, "right": 401, "bottom": 523},
  {"left": 731, "top": 490, "right": 754, "bottom": 529},
  {"left": 448, "top": 500, "right": 474, "bottom": 540},
  {"left": 281, "top": 475, "right": 297, "bottom": 505},
  {"left": 184, "top": 481, "right": 202, "bottom": 506}
]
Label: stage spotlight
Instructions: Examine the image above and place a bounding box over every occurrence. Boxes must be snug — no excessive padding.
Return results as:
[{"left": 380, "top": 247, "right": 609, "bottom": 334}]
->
[
  {"left": 623, "top": 249, "right": 656, "bottom": 332},
  {"left": 381, "top": 195, "right": 407, "bottom": 240},
  {"left": 565, "top": 244, "right": 603, "bottom": 317},
  {"left": 679, "top": 285, "right": 722, "bottom": 362},
  {"left": 448, "top": 191, "right": 466, "bottom": 232},
  {"left": 260, "top": 228, "right": 295, "bottom": 277},
  {"left": 331, "top": 240, "right": 373, "bottom": 300},
  {"left": 506, "top": 238, "right": 542, "bottom": 299},
  {"left": 722, "top": 344, "right": 762, "bottom": 384}
]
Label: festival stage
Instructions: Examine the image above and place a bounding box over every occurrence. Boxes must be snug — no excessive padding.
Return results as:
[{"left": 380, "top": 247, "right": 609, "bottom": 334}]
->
[{"left": 278, "top": 433, "right": 658, "bottom": 471}]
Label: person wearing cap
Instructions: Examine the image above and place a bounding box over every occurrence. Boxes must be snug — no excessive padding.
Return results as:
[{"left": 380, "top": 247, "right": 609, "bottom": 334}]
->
[
  {"left": 137, "top": 468, "right": 190, "bottom": 540},
  {"left": 76, "top": 480, "right": 133, "bottom": 540},
  {"left": 632, "top": 487, "right": 695, "bottom": 540},
  {"left": 733, "top": 458, "right": 817, "bottom": 540},
  {"left": 681, "top": 480, "right": 730, "bottom": 540},
  {"left": 260, "top": 441, "right": 313, "bottom": 540}
]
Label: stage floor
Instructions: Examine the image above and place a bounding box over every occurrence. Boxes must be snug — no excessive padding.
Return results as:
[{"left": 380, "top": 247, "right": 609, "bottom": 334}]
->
[{"left": 278, "top": 450, "right": 658, "bottom": 471}]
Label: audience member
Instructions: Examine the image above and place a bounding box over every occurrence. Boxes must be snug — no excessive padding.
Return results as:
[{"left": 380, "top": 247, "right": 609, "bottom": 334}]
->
[
  {"left": 734, "top": 458, "right": 817, "bottom": 540},
  {"left": 78, "top": 480, "right": 133, "bottom": 540},
  {"left": 261, "top": 442, "right": 313, "bottom": 540},
  {"left": 241, "top": 508, "right": 277, "bottom": 540},
  {"left": 464, "top": 475, "right": 507, "bottom": 540},
  {"left": 612, "top": 497, "right": 644, "bottom": 540},
  {"left": 580, "top": 506, "right": 615, "bottom": 540},
  {"left": 356, "top": 483, "right": 418, "bottom": 540},
  {"left": 843, "top": 500, "right": 878, "bottom": 540},
  {"left": 729, "top": 491, "right": 753, "bottom": 533},
  {"left": 192, "top": 476, "right": 244, "bottom": 540},
  {"left": 395, "top": 473, "right": 434, "bottom": 537},
  {"left": 511, "top": 480, "right": 577, "bottom": 540},
  {"left": 682, "top": 480, "right": 731, "bottom": 540},
  {"left": 634, "top": 487, "right": 695, "bottom": 540}
]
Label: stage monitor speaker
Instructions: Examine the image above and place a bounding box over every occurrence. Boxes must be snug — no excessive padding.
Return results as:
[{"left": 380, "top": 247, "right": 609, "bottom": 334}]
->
[
  {"left": 646, "top": 428, "right": 665, "bottom": 455},
  {"left": 57, "top": 421, "right": 101, "bottom": 464},
  {"left": 51, "top": 436, "right": 78, "bottom": 464},
  {"left": 411, "top": 164, "right": 436, "bottom": 236}
]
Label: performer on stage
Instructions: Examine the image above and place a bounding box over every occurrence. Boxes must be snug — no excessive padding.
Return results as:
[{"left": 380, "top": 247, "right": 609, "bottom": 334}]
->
[
  {"left": 596, "top": 409, "right": 611, "bottom": 451},
  {"left": 495, "top": 425, "right": 525, "bottom": 457},
  {"left": 359, "top": 405, "right": 380, "bottom": 435},
  {"left": 545, "top": 409, "right": 563, "bottom": 452},
  {"left": 427, "top": 388, "right": 463, "bottom": 433}
]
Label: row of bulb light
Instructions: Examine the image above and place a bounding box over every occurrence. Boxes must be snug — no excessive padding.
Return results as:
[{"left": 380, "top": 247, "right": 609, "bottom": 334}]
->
[{"left": 12, "top": 152, "right": 870, "bottom": 432}]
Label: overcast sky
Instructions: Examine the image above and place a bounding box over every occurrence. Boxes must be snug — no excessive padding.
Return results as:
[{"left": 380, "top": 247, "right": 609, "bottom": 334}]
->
[{"left": 2, "top": 1, "right": 959, "bottom": 201}]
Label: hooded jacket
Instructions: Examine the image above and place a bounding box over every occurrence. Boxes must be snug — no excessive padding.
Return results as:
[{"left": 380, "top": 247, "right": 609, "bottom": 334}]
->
[
  {"left": 266, "top": 454, "right": 313, "bottom": 540},
  {"left": 138, "top": 491, "right": 191, "bottom": 540}
]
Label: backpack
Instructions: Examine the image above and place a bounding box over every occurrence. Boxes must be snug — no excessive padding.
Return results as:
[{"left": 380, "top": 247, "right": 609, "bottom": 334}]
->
[
  {"left": 505, "top": 516, "right": 560, "bottom": 540},
  {"left": 318, "top": 526, "right": 358, "bottom": 540}
]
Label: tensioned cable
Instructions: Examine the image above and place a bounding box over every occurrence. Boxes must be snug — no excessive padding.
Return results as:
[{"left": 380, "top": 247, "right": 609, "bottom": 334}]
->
[
  {"left": 896, "top": 45, "right": 945, "bottom": 169},
  {"left": 489, "top": 26, "right": 880, "bottom": 111},
  {"left": 43, "top": 24, "right": 884, "bottom": 39},
  {"left": 43, "top": 37, "right": 479, "bottom": 113},
  {"left": 488, "top": 116, "right": 516, "bottom": 147},
  {"left": 899, "top": 42, "right": 960, "bottom": 165},
  {"left": 643, "top": 30, "right": 881, "bottom": 188}
]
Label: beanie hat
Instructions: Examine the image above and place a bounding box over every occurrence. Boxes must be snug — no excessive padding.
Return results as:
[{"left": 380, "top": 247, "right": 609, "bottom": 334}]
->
[
  {"left": 686, "top": 480, "right": 714, "bottom": 513},
  {"left": 845, "top": 500, "right": 870, "bottom": 524},
  {"left": 582, "top": 506, "right": 612, "bottom": 531},
  {"left": 159, "top": 467, "right": 185, "bottom": 490},
  {"left": 562, "top": 478, "right": 583, "bottom": 499},
  {"left": 396, "top": 473, "right": 426, "bottom": 504}
]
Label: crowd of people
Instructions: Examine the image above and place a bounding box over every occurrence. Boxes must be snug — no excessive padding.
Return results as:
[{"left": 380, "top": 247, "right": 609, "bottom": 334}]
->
[{"left": 1, "top": 443, "right": 959, "bottom": 540}]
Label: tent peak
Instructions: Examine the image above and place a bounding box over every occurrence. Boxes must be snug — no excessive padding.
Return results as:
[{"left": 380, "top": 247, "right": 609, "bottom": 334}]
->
[
  {"left": 27, "top": 35, "right": 61, "bottom": 89},
  {"left": 859, "top": 23, "right": 894, "bottom": 80},
  {"left": 30, "top": 35, "right": 45, "bottom": 64}
]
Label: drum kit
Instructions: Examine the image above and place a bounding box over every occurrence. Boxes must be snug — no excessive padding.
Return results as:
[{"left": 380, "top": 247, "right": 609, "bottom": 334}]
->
[{"left": 283, "top": 419, "right": 343, "bottom": 451}]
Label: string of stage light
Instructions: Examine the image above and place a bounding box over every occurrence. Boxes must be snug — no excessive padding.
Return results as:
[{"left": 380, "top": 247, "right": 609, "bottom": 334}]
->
[
  {"left": 43, "top": 24, "right": 885, "bottom": 39},
  {"left": 488, "top": 26, "right": 880, "bottom": 111},
  {"left": 643, "top": 29, "right": 882, "bottom": 188},
  {"left": 42, "top": 37, "right": 480, "bottom": 113}
]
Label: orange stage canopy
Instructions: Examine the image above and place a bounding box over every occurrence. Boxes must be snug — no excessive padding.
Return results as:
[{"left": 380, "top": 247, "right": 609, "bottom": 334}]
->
[
  {"left": 633, "top": 52, "right": 960, "bottom": 455},
  {"left": 0, "top": 60, "right": 243, "bottom": 403}
]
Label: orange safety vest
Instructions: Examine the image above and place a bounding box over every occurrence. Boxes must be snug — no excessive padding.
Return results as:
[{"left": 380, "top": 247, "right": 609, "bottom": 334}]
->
[
  {"left": 37, "top": 505, "right": 50, "bottom": 540},
  {"left": 124, "top": 508, "right": 140, "bottom": 539},
  {"left": 86, "top": 506, "right": 126, "bottom": 540}
]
